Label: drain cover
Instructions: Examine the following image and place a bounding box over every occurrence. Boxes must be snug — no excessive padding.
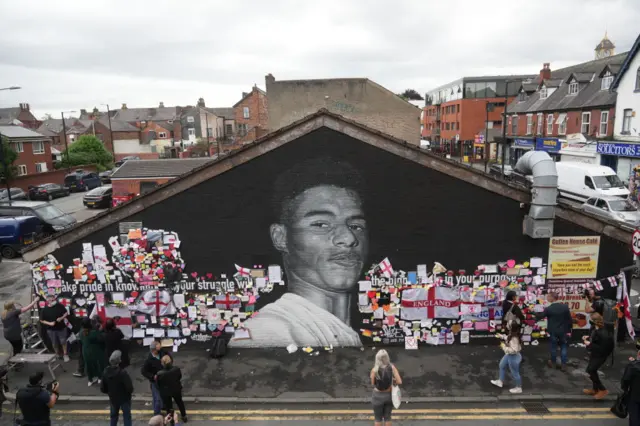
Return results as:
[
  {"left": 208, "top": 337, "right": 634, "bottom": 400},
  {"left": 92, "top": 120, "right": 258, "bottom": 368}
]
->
[{"left": 522, "top": 402, "right": 550, "bottom": 415}]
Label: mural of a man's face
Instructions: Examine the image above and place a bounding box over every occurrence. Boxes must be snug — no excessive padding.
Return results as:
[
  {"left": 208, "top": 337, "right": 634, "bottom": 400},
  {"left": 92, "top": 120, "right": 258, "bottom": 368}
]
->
[{"left": 271, "top": 184, "right": 368, "bottom": 292}]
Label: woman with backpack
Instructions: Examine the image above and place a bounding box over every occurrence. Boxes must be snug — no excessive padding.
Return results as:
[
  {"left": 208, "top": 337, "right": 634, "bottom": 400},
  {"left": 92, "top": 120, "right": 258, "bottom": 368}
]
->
[
  {"left": 370, "top": 349, "right": 402, "bottom": 426},
  {"left": 583, "top": 313, "right": 614, "bottom": 399},
  {"left": 491, "top": 322, "right": 523, "bottom": 394},
  {"left": 502, "top": 291, "right": 525, "bottom": 331}
]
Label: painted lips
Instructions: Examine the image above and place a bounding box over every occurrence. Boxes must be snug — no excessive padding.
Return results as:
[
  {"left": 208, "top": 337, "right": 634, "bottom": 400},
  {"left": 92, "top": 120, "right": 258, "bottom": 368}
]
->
[{"left": 329, "top": 253, "right": 362, "bottom": 267}]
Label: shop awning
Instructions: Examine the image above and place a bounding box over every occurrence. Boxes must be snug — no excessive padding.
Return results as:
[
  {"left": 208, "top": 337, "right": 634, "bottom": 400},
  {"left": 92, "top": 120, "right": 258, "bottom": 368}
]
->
[{"left": 555, "top": 113, "right": 567, "bottom": 124}]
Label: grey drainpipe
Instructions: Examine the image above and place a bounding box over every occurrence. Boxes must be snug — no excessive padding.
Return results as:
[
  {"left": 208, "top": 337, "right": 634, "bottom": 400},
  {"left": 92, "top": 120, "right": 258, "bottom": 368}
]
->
[{"left": 514, "top": 150, "right": 558, "bottom": 238}]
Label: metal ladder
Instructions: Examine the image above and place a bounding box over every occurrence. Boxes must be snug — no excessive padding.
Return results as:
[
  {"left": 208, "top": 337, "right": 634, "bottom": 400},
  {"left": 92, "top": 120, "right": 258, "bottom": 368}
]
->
[{"left": 22, "top": 314, "right": 47, "bottom": 354}]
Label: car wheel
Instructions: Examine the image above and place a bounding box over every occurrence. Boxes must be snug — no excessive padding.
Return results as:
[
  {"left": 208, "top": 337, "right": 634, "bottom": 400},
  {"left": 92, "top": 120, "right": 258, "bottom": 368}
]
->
[
  {"left": 47, "top": 194, "right": 53, "bottom": 201},
  {"left": 1, "top": 246, "right": 16, "bottom": 259}
]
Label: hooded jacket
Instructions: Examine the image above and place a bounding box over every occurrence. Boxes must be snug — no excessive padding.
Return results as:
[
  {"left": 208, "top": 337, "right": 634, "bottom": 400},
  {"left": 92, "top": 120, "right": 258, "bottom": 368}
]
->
[
  {"left": 141, "top": 349, "right": 171, "bottom": 382},
  {"left": 157, "top": 364, "right": 183, "bottom": 396},
  {"left": 100, "top": 365, "right": 133, "bottom": 404},
  {"left": 588, "top": 327, "right": 614, "bottom": 359},
  {"left": 16, "top": 384, "right": 51, "bottom": 425},
  {"left": 622, "top": 360, "right": 640, "bottom": 402}
]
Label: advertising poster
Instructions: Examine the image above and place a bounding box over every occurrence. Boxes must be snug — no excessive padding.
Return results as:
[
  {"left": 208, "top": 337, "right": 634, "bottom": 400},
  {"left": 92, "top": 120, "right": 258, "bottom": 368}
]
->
[
  {"left": 547, "top": 236, "right": 600, "bottom": 282},
  {"left": 556, "top": 294, "right": 591, "bottom": 330}
]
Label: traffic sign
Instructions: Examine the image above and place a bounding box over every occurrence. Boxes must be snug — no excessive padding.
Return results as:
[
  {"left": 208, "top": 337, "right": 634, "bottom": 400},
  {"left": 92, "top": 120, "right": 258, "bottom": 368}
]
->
[{"left": 632, "top": 229, "right": 640, "bottom": 256}]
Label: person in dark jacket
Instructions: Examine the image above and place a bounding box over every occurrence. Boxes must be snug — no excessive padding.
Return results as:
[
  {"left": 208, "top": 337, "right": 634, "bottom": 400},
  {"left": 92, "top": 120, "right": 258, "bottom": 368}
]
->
[
  {"left": 537, "top": 292, "right": 573, "bottom": 371},
  {"left": 16, "top": 371, "right": 60, "bottom": 426},
  {"left": 157, "top": 355, "right": 188, "bottom": 422},
  {"left": 583, "top": 313, "right": 614, "bottom": 399},
  {"left": 79, "top": 317, "right": 106, "bottom": 386},
  {"left": 502, "top": 291, "right": 525, "bottom": 331},
  {"left": 141, "top": 341, "right": 172, "bottom": 415},
  {"left": 101, "top": 350, "right": 133, "bottom": 426},
  {"left": 622, "top": 350, "right": 640, "bottom": 426},
  {"left": 104, "top": 319, "right": 130, "bottom": 368}
]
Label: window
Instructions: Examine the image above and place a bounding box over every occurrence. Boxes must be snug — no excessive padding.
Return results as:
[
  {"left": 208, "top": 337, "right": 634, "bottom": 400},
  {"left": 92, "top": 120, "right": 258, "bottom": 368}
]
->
[
  {"left": 32, "top": 141, "right": 44, "bottom": 154},
  {"left": 526, "top": 114, "right": 533, "bottom": 135},
  {"left": 547, "top": 114, "right": 554, "bottom": 134},
  {"left": 536, "top": 113, "right": 543, "bottom": 135},
  {"left": 568, "top": 82, "right": 579, "bottom": 95},
  {"left": 586, "top": 198, "right": 597, "bottom": 206},
  {"left": 595, "top": 199, "right": 608, "bottom": 210},
  {"left": 636, "top": 67, "right": 640, "bottom": 91},
  {"left": 581, "top": 112, "right": 591, "bottom": 134},
  {"left": 622, "top": 109, "right": 633, "bottom": 134},
  {"left": 601, "top": 72, "right": 613, "bottom": 90},
  {"left": 35, "top": 162, "right": 48, "bottom": 173},
  {"left": 187, "top": 128, "right": 195, "bottom": 136},
  {"left": 457, "top": 104, "right": 460, "bottom": 113},
  {"left": 585, "top": 176, "right": 595, "bottom": 189},
  {"left": 518, "top": 91, "right": 526, "bottom": 102},
  {"left": 599, "top": 111, "right": 609, "bottom": 136},
  {"left": 158, "top": 132, "right": 167, "bottom": 138},
  {"left": 207, "top": 128, "right": 212, "bottom": 138},
  {"left": 445, "top": 123, "right": 450, "bottom": 130},
  {"left": 539, "top": 86, "right": 548, "bottom": 99},
  {"left": 187, "top": 116, "right": 194, "bottom": 123},
  {"left": 243, "top": 107, "right": 250, "bottom": 119},
  {"left": 225, "top": 124, "right": 233, "bottom": 135},
  {"left": 456, "top": 122, "right": 460, "bottom": 130},
  {"left": 557, "top": 114, "right": 567, "bottom": 135},
  {"left": 13, "top": 142, "right": 23, "bottom": 153},
  {"left": 511, "top": 116, "right": 518, "bottom": 134},
  {"left": 17, "top": 165, "right": 27, "bottom": 176}
]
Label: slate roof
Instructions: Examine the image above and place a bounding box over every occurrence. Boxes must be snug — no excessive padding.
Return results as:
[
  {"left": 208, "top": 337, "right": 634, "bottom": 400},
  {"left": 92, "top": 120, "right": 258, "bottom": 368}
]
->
[
  {"left": 0, "top": 118, "right": 20, "bottom": 125},
  {"left": 0, "top": 125, "right": 47, "bottom": 139},
  {"left": 507, "top": 52, "right": 627, "bottom": 114},
  {"left": 97, "top": 117, "right": 138, "bottom": 132},
  {"left": 0, "top": 107, "right": 21, "bottom": 120},
  {"left": 206, "top": 107, "right": 234, "bottom": 120},
  {"left": 110, "top": 158, "right": 214, "bottom": 179},
  {"left": 113, "top": 107, "right": 179, "bottom": 122},
  {"left": 611, "top": 32, "right": 640, "bottom": 90}
]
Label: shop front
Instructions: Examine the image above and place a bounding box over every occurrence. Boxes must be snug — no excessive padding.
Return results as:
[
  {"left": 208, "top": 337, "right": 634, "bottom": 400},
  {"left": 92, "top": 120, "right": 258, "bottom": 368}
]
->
[
  {"left": 596, "top": 141, "right": 640, "bottom": 184},
  {"left": 534, "top": 137, "right": 562, "bottom": 159},
  {"left": 508, "top": 137, "right": 534, "bottom": 165},
  {"left": 559, "top": 142, "right": 599, "bottom": 164}
]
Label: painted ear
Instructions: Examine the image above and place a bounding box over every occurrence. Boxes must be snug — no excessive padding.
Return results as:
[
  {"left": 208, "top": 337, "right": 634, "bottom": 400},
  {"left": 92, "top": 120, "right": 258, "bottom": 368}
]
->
[{"left": 270, "top": 223, "right": 288, "bottom": 253}]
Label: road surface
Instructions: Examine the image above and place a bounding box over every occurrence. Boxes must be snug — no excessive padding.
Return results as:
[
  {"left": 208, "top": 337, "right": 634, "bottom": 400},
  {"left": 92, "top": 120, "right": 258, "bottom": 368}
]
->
[{"left": 50, "top": 191, "right": 106, "bottom": 223}]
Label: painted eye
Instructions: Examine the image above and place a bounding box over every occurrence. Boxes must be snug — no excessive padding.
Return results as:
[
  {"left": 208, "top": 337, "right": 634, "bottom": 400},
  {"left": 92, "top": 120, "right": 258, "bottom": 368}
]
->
[
  {"left": 349, "top": 224, "right": 366, "bottom": 231},
  {"left": 310, "top": 222, "right": 330, "bottom": 228}
]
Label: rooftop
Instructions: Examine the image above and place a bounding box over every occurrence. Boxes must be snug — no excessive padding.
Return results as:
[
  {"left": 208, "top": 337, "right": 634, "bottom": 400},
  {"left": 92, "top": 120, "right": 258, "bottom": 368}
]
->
[
  {"left": 0, "top": 125, "right": 47, "bottom": 139},
  {"left": 113, "top": 106, "right": 179, "bottom": 123},
  {"left": 110, "top": 158, "right": 214, "bottom": 179}
]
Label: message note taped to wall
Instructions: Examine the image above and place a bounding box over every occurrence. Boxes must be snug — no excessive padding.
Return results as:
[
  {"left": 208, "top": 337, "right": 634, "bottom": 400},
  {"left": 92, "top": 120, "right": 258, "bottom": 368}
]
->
[{"left": 547, "top": 236, "right": 600, "bottom": 280}]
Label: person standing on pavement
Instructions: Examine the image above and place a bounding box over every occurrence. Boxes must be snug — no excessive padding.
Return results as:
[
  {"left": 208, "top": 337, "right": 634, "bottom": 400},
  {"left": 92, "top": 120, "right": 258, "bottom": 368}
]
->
[
  {"left": 142, "top": 340, "right": 171, "bottom": 415},
  {"left": 538, "top": 292, "right": 573, "bottom": 371},
  {"left": 15, "top": 371, "right": 60, "bottom": 426},
  {"left": 491, "top": 323, "right": 523, "bottom": 394},
  {"left": 101, "top": 350, "right": 133, "bottom": 426},
  {"left": 104, "top": 318, "right": 130, "bottom": 368},
  {"left": 157, "top": 355, "right": 188, "bottom": 423},
  {"left": 501, "top": 291, "right": 525, "bottom": 331},
  {"left": 583, "top": 313, "right": 614, "bottom": 399},
  {"left": 39, "top": 294, "right": 70, "bottom": 362},
  {"left": 79, "top": 317, "right": 106, "bottom": 387},
  {"left": 622, "top": 349, "right": 640, "bottom": 426},
  {"left": 2, "top": 299, "right": 38, "bottom": 356},
  {"left": 370, "top": 349, "right": 402, "bottom": 426}
]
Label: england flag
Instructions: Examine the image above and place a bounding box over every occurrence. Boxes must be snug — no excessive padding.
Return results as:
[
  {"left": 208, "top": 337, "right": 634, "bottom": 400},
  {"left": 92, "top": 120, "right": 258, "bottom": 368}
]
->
[{"left": 400, "top": 286, "right": 460, "bottom": 320}]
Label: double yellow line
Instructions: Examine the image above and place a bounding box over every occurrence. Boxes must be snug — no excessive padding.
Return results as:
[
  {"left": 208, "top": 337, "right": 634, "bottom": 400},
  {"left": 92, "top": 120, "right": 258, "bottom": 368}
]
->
[{"left": 51, "top": 406, "right": 616, "bottom": 421}]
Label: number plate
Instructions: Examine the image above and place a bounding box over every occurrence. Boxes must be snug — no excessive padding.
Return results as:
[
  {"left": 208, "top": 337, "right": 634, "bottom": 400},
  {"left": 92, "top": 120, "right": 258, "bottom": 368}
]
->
[
  {"left": 24, "top": 238, "right": 33, "bottom": 245},
  {"left": 87, "top": 202, "right": 94, "bottom": 205}
]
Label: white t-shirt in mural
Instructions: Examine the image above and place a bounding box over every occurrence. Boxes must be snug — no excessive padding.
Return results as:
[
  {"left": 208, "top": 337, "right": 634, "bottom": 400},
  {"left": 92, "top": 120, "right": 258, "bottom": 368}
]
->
[{"left": 229, "top": 292, "right": 362, "bottom": 348}]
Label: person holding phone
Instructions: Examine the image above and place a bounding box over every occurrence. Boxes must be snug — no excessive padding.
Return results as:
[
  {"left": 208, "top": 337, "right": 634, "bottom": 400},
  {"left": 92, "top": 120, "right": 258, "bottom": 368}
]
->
[
  {"left": 148, "top": 411, "right": 180, "bottom": 426},
  {"left": 16, "top": 371, "right": 60, "bottom": 426}
]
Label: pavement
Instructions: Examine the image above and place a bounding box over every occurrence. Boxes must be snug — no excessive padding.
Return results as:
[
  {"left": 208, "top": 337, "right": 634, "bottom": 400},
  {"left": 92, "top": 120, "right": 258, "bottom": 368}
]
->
[{"left": 50, "top": 191, "right": 106, "bottom": 223}]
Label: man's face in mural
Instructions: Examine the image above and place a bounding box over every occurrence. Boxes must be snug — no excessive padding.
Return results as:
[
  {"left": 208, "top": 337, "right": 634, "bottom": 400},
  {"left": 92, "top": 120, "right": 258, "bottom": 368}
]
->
[{"left": 271, "top": 184, "right": 369, "bottom": 292}]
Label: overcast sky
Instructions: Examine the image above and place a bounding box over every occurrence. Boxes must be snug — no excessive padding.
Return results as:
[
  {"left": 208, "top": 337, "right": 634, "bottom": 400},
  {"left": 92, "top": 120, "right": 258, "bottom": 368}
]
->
[{"left": 1, "top": 0, "right": 639, "bottom": 119}]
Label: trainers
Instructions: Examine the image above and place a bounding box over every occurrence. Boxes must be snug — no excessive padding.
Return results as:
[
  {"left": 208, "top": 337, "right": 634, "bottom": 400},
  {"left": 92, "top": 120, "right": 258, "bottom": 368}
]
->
[
  {"left": 594, "top": 390, "right": 609, "bottom": 400},
  {"left": 509, "top": 387, "right": 523, "bottom": 394},
  {"left": 583, "top": 389, "right": 597, "bottom": 396},
  {"left": 182, "top": 415, "right": 188, "bottom": 423},
  {"left": 72, "top": 372, "right": 84, "bottom": 378},
  {"left": 63, "top": 355, "right": 70, "bottom": 362},
  {"left": 490, "top": 380, "right": 503, "bottom": 388}
]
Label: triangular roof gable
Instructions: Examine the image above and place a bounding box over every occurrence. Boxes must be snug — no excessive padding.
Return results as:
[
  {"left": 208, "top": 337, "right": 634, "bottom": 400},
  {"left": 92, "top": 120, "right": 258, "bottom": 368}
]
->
[
  {"left": 21, "top": 108, "right": 532, "bottom": 262},
  {"left": 611, "top": 32, "right": 640, "bottom": 91}
]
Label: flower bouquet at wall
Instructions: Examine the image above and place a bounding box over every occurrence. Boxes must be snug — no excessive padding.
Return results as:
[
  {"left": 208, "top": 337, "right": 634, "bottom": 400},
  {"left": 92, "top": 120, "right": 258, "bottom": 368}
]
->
[{"left": 627, "top": 165, "right": 640, "bottom": 209}]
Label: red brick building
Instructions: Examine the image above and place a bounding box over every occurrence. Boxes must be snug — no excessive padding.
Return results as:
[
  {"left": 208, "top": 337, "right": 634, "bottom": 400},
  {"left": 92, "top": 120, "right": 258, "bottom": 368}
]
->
[
  {"left": 0, "top": 125, "right": 53, "bottom": 177},
  {"left": 0, "top": 104, "right": 41, "bottom": 129},
  {"left": 233, "top": 86, "right": 268, "bottom": 144}
]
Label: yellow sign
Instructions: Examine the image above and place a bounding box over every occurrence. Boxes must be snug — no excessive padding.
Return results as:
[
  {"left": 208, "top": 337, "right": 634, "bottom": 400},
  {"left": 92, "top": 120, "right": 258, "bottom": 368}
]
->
[{"left": 547, "top": 236, "right": 600, "bottom": 280}]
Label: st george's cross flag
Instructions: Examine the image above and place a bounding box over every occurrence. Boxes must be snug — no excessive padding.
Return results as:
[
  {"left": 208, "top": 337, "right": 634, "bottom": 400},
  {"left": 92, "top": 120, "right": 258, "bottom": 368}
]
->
[
  {"left": 378, "top": 258, "right": 394, "bottom": 278},
  {"left": 90, "top": 299, "right": 133, "bottom": 339},
  {"left": 400, "top": 286, "right": 460, "bottom": 320}
]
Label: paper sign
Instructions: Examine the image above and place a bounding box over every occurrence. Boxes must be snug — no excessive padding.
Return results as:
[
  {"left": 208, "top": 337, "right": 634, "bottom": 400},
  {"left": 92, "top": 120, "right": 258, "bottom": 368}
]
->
[
  {"left": 173, "top": 294, "right": 185, "bottom": 309},
  {"left": 460, "top": 331, "right": 470, "bottom": 344},
  {"left": 268, "top": 265, "right": 282, "bottom": 282},
  {"left": 417, "top": 264, "right": 427, "bottom": 278},
  {"left": 359, "top": 281, "right": 372, "bottom": 291},
  {"left": 132, "top": 329, "right": 145, "bottom": 338},
  {"left": 474, "top": 321, "right": 489, "bottom": 331},
  {"left": 358, "top": 293, "right": 369, "bottom": 306},
  {"left": 460, "top": 304, "right": 482, "bottom": 316},
  {"left": 530, "top": 257, "right": 543, "bottom": 268},
  {"left": 233, "top": 328, "right": 251, "bottom": 340},
  {"left": 405, "top": 336, "right": 418, "bottom": 349}
]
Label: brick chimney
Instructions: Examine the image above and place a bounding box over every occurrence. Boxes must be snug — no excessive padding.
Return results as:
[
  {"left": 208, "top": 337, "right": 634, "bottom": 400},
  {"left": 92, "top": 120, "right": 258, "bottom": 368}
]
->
[
  {"left": 19, "top": 103, "right": 30, "bottom": 111},
  {"left": 197, "top": 98, "right": 205, "bottom": 108},
  {"left": 80, "top": 109, "right": 87, "bottom": 116},
  {"left": 539, "top": 63, "right": 551, "bottom": 81},
  {"left": 92, "top": 107, "right": 99, "bottom": 115},
  {"left": 265, "top": 73, "right": 275, "bottom": 85},
  {"left": 159, "top": 101, "right": 165, "bottom": 108},
  {"left": 241, "top": 92, "right": 248, "bottom": 98},
  {"left": 121, "top": 103, "right": 128, "bottom": 110}
]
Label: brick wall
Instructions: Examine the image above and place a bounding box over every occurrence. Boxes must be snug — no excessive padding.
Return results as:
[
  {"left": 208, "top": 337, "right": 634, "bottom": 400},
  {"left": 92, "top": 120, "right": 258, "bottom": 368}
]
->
[
  {"left": 111, "top": 177, "right": 172, "bottom": 197},
  {"left": 266, "top": 75, "right": 421, "bottom": 145},
  {"left": 9, "top": 164, "right": 97, "bottom": 191},
  {"left": 234, "top": 87, "right": 268, "bottom": 143},
  {"left": 11, "top": 139, "right": 54, "bottom": 176},
  {"left": 510, "top": 107, "right": 615, "bottom": 138}
]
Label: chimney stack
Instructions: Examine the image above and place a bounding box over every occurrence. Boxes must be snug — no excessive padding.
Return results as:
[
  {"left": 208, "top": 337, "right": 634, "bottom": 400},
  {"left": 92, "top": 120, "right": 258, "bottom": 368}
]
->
[
  {"left": 539, "top": 63, "right": 551, "bottom": 81},
  {"left": 19, "top": 103, "right": 30, "bottom": 111},
  {"left": 197, "top": 98, "right": 205, "bottom": 108},
  {"left": 159, "top": 101, "right": 165, "bottom": 108},
  {"left": 80, "top": 109, "right": 87, "bottom": 115},
  {"left": 241, "top": 92, "right": 248, "bottom": 98},
  {"left": 121, "top": 103, "right": 128, "bottom": 110}
]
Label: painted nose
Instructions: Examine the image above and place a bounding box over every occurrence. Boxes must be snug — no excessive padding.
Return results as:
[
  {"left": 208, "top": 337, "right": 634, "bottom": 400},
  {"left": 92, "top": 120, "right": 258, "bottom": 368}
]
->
[{"left": 332, "top": 224, "right": 358, "bottom": 247}]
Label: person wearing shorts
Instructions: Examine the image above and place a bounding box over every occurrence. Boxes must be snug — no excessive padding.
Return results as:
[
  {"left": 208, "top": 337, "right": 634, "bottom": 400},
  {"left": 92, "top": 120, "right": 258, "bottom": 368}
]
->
[
  {"left": 40, "top": 295, "right": 70, "bottom": 362},
  {"left": 370, "top": 349, "right": 402, "bottom": 426}
]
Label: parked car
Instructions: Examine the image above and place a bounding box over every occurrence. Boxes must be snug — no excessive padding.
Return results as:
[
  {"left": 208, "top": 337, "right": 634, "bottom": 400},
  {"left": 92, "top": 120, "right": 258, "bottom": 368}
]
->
[
  {"left": 64, "top": 171, "right": 101, "bottom": 192},
  {"left": 0, "top": 201, "right": 76, "bottom": 236},
  {"left": 489, "top": 164, "right": 514, "bottom": 180},
  {"left": 99, "top": 169, "right": 115, "bottom": 183},
  {"left": 581, "top": 196, "right": 640, "bottom": 225},
  {"left": 0, "top": 188, "right": 28, "bottom": 201},
  {"left": 0, "top": 216, "right": 42, "bottom": 258},
  {"left": 28, "top": 183, "right": 70, "bottom": 201},
  {"left": 83, "top": 185, "right": 113, "bottom": 208},
  {"left": 114, "top": 156, "right": 140, "bottom": 167},
  {"left": 556, "top": 162, "right": 629, "bottom": 202}
]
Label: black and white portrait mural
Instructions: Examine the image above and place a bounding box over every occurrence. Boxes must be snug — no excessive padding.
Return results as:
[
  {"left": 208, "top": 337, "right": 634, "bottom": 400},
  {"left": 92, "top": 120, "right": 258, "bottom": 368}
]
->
[{"left": 34, "top": 127, "right": 631, "bottom": 349}]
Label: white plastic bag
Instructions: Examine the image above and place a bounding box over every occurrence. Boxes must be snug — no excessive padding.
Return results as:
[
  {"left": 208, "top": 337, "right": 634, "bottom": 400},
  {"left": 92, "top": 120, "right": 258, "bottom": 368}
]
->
[{"left": 391, "top": 385, "right": 402, "bottom": 409}]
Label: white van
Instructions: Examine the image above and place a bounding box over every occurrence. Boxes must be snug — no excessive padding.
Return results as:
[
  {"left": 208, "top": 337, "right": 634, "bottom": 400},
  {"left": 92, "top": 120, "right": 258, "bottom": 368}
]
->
[{"left": 556, "top": 162, "right": 629, "bottom": 202}]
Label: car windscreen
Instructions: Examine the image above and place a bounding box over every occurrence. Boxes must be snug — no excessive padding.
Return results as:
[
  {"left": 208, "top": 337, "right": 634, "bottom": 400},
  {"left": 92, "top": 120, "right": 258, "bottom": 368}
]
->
[
  {"left": 33, "top": 205, "right": 67, "bottom": 220},
  {"left": 64, "top": 175, "right": 78, "bottom": 184},
  {"left": 592, "top": 174, "right": 624, "bottom": 189},
  {"left": 609, "top": 200, "right": 637, "bottom": 212}
]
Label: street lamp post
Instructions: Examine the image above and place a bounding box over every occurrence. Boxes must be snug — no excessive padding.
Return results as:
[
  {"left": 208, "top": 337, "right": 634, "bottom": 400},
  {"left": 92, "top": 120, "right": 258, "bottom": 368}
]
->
[
  {"left": 101, "top": 104, "right": 115, "bottom": 160},
  {"left": 61, "top": 111, "right": 76, "bottom": 174},
  {"left": 0, "top": 86, "right": 21, "bottom": 91},
  {"left": 501, "top": 81, "right": 513, "bottom": 178},
  {"left": 0, "top": 85, "right": 21, "bottom": 203}
]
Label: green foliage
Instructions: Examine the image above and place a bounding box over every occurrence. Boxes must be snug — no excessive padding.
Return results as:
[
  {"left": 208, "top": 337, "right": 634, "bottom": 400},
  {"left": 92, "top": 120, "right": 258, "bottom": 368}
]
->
[
  {"left": 60, "top": 135, "right": 113, "bottom": 170},
  {"left": 398, "top": 89, "right": 424, "bottom": 101},
  {"left": 0, "top": 137, "right": 18, "bottom": 181}
]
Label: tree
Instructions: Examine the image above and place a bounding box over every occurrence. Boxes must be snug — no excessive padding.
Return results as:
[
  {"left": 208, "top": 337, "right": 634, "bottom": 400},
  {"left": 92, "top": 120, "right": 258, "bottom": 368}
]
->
[
  {"left": 0, "top": 137, "right": 18, "bottom": 182},
  {"left": 60, "top": 135, "right": 113, "bottom": 171},
  {"left": 41, "top": 113, "right": 53, "bottom": 120},
  {"left": 398, "top": 89, "right": 424, "bottom": 101}
]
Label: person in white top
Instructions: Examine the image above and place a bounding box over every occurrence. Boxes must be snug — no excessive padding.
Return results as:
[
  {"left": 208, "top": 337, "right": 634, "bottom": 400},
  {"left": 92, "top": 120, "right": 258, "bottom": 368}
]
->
[
  {"left": 491, "top": 323, "right": 523, "bottom": 394},
  {"left": 230, "top": 158, "right": 367, "bottom": 348}
]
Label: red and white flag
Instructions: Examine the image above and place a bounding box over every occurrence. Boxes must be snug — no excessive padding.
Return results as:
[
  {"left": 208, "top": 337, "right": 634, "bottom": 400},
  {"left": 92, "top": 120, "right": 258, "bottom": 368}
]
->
[
  {"left": 159, "top": 317, "right": 173, "bottom": 327},
  {"left": 90, "top": 299, "right": 133, "bottom": 339},
  {"left": 619, "top": 273, "right": 635, "bottom": 340},
  {"left": 593, "top": 280, "right": 603, "bottom": 291},
  {"left": 378, "top": 258, "right": 394, "bottom": 278},
  {"left": 215, "top": 294, "right": 241, "bottom": 310},
  {"left": 608, "top": 276, "right": 618, "bottom": 288},
  {"left": 74, "top": 308, "right": 88, "bottom": 317},
  {"left": 58, "top": 298, "right": 71, "bottom": 307},
  {"left": 235, "top": 264, "right": 251, "bottom": 277},
  {"left": 400, "top": 286, "right": 460, "bottom": 320}
]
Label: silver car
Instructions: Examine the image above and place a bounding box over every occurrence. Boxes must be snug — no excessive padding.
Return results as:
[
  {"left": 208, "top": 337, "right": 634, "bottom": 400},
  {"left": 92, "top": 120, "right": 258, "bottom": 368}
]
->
[{"left": 581, "top": 196, "right": 640, "bottom": 225}]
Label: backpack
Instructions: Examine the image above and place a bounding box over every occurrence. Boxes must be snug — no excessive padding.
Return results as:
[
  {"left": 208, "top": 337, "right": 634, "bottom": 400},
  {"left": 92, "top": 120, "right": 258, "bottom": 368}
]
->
[
  {"left": 503, "top": 303, "right": 521, "bottom": 327},
  {"left": 602, "top": 299, "right": 618, "bottom": 326},
  {"left": 374, "top": 365, "right": 393, "bottom": 391},
  {"left": 210, "top": 335, "right": 227, "bottom": 359}
]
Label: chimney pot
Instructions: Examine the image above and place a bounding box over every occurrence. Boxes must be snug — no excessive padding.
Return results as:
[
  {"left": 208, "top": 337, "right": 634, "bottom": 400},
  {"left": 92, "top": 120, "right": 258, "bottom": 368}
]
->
[
  {"left": 159, "top": 102, "right": 165, "bottom": 108},
  {"left": 81, "top": 109, "right": 87, "bottom": 115},
  {"left": 265, "top": 73, "right": 275, "bottom": 85},
  {"left": 539, "top": 63, "right": 551, "bottom": 81},
  {"left": 121, "top": 103, "right": 128, "bottom": 110}
]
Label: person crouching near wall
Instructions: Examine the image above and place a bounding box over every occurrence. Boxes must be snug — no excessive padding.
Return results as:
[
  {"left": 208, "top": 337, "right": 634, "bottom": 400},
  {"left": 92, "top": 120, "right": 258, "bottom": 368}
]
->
[
  {"left": 370, "top": 349, "right": 402, "bottom": 426},
  {"left": 491, "top": 322, "right": 523, "bottom": 394},
  {"left": 583, "top": 312, "right": 614, "bottom": 399}
]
